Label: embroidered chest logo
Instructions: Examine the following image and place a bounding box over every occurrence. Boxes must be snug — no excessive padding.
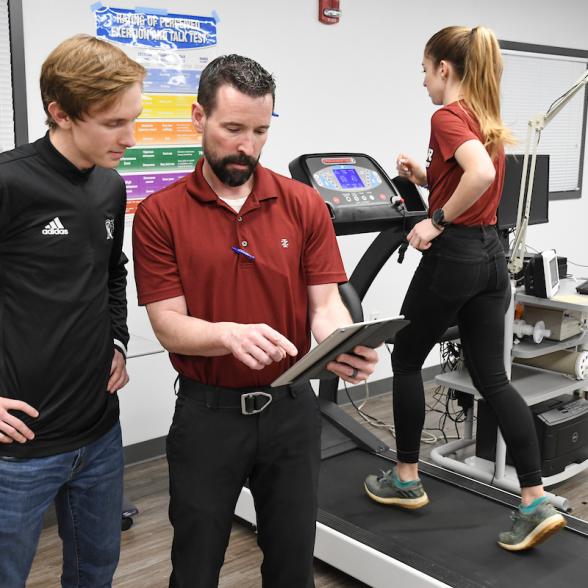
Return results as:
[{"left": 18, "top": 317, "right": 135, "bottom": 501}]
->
[
  {"left": 42, "top": 217, "right": 69, "bottom": 235},
  {"left": 280, "top": 239, "right": 289, "bottom": 248},
  {"left": 105, "top": 218, "right": 115, "bottom": 240}
]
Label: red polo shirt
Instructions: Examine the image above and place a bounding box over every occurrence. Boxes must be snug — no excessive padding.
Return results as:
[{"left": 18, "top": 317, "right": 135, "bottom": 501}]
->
[
  {"left": 426, "top": 101, "right": 505, "bottom": 226},
  {"left": 133, "top": 158, "right": 348, "bottom": 388}
]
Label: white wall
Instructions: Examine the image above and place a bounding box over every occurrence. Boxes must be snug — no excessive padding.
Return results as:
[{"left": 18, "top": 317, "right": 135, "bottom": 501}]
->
[{"left": 19, "top": 0, "right": 588, "bottom": 447}]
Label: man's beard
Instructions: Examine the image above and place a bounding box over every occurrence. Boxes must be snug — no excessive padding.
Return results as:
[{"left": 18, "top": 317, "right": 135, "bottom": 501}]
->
[{"left": 204, "top": 144, "right": 259, "bottom": 187}]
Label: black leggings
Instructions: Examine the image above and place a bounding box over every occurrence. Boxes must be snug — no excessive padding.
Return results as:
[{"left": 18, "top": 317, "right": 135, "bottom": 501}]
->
[{"left": 392, "top": 225, "right": 542, "bottom": 488}]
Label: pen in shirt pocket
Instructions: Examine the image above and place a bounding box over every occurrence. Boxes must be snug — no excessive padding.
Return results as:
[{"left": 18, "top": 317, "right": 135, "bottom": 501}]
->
[{"left": 231, "top": 246, "right": 255, "bottom": 261}]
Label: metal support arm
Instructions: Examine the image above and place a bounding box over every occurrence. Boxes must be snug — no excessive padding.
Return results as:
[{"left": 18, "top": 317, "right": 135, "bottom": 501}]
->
[{"left": 508, "top": 70, "right": 588, "bottom": 275}]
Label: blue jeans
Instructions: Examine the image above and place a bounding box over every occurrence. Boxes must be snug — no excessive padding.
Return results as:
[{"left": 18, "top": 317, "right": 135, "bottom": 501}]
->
[{"left": 0, "top": 422, "right": 124, "bottom": 588}]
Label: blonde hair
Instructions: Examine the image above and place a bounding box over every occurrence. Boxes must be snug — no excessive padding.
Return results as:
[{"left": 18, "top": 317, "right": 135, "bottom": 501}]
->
[
  {"left": 425, "top": 25, "right": 515, "bottom": 157},
  {"left": 40, "top": 34, "right": 146, "bottom": 129}
]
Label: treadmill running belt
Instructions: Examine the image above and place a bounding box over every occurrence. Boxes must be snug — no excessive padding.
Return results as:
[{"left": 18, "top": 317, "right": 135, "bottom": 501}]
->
[{"left": 318, "top": 450, "right": 587, "bottom": 587}]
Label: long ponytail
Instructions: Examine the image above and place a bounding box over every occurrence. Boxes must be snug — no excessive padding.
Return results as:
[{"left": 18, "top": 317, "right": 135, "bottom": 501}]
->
[{"left": 425, "top": 25, "right": 515, "bottom": 157}]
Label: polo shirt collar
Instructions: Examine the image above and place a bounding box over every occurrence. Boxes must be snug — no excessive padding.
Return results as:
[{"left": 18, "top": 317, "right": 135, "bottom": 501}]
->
[
  {"left": 186, "top": 158, "right": 279, "bottom": 206},
  {"left": 34, "top": 132, "right": 95, "bottom": 184}
]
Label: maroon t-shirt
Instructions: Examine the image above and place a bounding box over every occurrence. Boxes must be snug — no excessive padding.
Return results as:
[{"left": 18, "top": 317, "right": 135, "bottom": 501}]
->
[
  {"left": 426, "top": 101, "right": 505, "bottom": 226},
  {"left": 133, "top": 158, "right": 347, "bottom": 388}
]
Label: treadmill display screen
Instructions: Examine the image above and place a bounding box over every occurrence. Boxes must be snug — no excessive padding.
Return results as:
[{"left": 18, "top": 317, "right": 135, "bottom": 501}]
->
[{"left": 333, "top": 168, "right": 364, "bottom": 189}]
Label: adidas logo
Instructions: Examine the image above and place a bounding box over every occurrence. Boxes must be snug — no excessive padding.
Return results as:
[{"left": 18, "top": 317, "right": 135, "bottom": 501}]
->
[{"left": 42, "top": 217, "right": 69, "bottom": 235}]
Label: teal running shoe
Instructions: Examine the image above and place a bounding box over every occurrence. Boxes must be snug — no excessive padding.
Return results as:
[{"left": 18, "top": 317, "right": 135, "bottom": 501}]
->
[
  {"left": 497, "top": 500, "right": 566, "bottom": 551},
  {"left": 364, "top": 468, "right": 429, "bottom": 509}
]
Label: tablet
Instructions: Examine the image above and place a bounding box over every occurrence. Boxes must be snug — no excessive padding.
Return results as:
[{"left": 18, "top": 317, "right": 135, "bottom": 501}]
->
[{"left": 271, "top": 315, "right": 409, "bottom": 387}]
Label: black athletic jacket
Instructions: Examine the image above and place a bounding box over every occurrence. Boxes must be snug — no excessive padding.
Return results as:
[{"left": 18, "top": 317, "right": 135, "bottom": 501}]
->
[{"left": 0, "top": 133, "right": 129, "bottom": 457}]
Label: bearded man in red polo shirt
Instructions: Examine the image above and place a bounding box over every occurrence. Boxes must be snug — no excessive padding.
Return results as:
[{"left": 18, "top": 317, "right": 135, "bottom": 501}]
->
[{"left": 132, "top": 54, "right": 378, "bottom": 588}]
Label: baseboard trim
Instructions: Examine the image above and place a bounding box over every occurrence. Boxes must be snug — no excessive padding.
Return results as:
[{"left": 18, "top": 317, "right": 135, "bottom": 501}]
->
[{"left": 124, "top": 436, "right": 167, "bottom": 466}]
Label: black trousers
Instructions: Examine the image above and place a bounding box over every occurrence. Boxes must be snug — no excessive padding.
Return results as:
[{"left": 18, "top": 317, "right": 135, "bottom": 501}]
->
[
  {"left": 392, "top": 225, "right": 543, "bottom": 488},
  {"left": 166, "top": 378, "right": 321, "bottom": 588}
]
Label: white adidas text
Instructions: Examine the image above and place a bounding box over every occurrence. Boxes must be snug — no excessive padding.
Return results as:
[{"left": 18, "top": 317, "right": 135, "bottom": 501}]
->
[{"left": 42, "top": 217, "right": 69, "bottom": 235}]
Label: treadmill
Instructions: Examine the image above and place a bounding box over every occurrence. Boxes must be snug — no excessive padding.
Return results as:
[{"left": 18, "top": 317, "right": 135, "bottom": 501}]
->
[{"left": 234, "top": 153, "right": 588, "bottom": 587}]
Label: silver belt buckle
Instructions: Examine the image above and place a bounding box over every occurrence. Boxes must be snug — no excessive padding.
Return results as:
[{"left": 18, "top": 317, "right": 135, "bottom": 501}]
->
[{"left": 241, "top": 391, "right": 273, "bottom": 415}]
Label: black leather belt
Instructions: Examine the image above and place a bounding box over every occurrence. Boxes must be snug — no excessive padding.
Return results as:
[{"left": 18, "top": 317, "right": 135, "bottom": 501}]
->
[{"left": 177, "top": 375, "right": 308, "bottom": 415}]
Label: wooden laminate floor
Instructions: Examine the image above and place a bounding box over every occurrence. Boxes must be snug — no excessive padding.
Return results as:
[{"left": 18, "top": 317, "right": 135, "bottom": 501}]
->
[
  {"left": 27, "top": 456, "right": 363, "bottom": 588},
  {"left": 28, "top": 385, "right": 588, "bottom": 587}
]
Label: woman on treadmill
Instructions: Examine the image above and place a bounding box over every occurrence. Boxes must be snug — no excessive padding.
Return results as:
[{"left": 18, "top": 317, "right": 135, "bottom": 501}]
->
[{"left": 364, "top": 25, "right": 566, "bottom": 551}]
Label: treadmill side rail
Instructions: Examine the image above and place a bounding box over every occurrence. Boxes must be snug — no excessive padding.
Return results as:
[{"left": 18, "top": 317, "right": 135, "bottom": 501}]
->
[{"left": 319, "top": 397, "right": 391, "bottom": 454}]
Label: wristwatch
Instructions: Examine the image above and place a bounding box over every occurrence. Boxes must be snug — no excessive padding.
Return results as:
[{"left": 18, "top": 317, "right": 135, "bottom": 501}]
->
[{"left": 431, "top": 208, "right": 450, "bottom": 229}]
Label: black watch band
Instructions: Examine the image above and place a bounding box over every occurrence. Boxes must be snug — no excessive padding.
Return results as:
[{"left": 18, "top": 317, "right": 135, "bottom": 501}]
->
[{"left": 431, "top": 208, "right": 450, "bottom": 228}]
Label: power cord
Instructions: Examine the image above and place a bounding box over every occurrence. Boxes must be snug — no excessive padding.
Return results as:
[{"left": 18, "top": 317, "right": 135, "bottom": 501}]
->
[
  {"left": 343, "top": 341, "right": 466, "bottom": 444},
  {"left": 342, "top": 380, "right": 395, "bottom": 435},
  {"left": 515, "top": 239, "right": 588, "bottom": 269},
  {"left": 391, "top": 195, "right": 409, "bottom": 264},
  {"left": 421, "top": 340, "right": 469, "bottom": 443}
]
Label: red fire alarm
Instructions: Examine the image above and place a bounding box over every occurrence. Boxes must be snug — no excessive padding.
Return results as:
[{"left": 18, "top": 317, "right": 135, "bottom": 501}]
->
[{"left": 319, "top": 0, "right": 341, "bottom": 25}]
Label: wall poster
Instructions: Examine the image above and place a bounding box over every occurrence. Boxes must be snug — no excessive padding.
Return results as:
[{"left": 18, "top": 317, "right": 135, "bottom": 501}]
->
[{"left": 93, "top": 4, "right": 218, "bottom": 214}]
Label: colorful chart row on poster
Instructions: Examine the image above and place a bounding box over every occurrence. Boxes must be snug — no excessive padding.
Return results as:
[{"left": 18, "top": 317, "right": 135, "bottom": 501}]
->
[
  {"left": 124, "top": 169, "right": 196, "bottom": 215},
  {"left": 124, "top": 171, "right": 189, "bottom": 199},
  {"left": 141, "top": 94, "right": 195, "bottom": 119},
  {"left": 144, "top": 68, "right": 201, "bottom": 94},
  {"left": 120, "top": 146, "right": 202, "bottom": 172},
  {"left": 133, "top": 121, "right": 201, "bottom": 145}
]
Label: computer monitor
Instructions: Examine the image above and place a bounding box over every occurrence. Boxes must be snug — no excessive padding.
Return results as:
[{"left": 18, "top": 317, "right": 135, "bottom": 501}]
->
[
  {"left": 496, "top": 154, "right": 550, "bottom": 231},
  {"left": 525, "top": 249, "right": 560, "bottom": 298}
]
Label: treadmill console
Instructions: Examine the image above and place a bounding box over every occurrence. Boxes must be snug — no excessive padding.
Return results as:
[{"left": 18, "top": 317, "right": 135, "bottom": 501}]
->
[{"left": 289, "top": 153, "right": 427, "bottom": 235}]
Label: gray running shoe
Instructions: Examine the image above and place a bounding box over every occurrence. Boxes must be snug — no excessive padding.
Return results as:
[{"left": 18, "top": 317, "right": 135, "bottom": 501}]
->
[
  {"left": 364, "top": 468, "right": 429, "bottom": 509},
  {"left": 497, "top": 500, "right": 566, "bottom": 551}
]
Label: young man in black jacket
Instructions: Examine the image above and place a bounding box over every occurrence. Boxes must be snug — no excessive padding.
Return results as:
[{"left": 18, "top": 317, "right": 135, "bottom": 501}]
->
[{"left": 0, "top": 34, "right": 145, "bottom": 587}]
